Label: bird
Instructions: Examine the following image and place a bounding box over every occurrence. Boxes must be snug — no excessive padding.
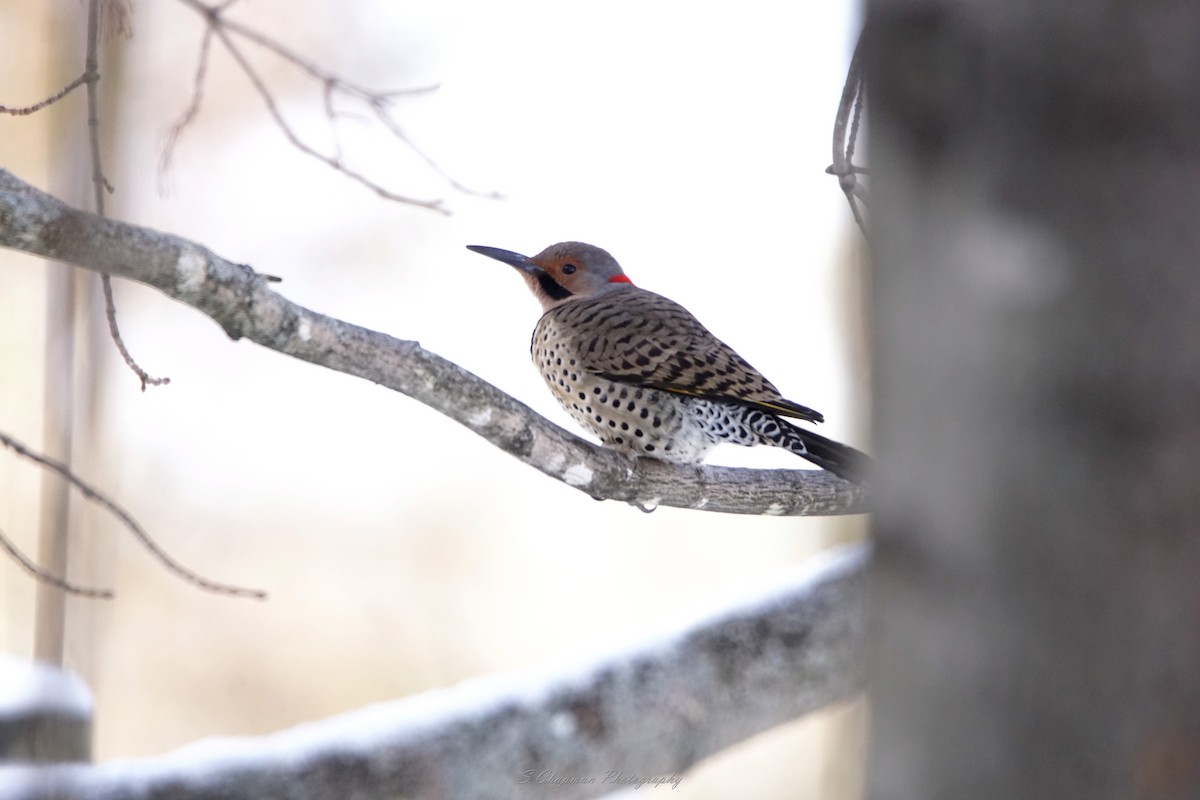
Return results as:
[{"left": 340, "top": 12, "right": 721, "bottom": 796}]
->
[{"left": 466, "top": 241, "right": 868, "bottom": 482}]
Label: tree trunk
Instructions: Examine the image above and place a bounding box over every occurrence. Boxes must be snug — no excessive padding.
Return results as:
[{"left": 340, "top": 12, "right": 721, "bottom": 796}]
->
[{"left": 865, "top": 1, "right": 1200, "bottom": 798}]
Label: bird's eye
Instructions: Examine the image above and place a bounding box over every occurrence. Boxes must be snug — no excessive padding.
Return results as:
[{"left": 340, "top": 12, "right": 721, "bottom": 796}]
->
[{"left": 561, "top": 263, "right": 577, "bottom": 275}]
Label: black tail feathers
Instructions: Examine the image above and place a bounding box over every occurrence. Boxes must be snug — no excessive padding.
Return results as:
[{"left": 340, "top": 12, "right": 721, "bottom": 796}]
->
[
  {"left": 737, "top": 407, "right": 871, "bottom": 483},
  {"left": 782, "top": 423, "right": 871, "bottom": 484}
]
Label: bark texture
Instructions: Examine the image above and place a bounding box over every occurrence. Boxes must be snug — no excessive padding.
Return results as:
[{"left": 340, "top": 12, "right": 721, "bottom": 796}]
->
[{"left": 866, "top": 2, "right": 1200, "bottom": 797}]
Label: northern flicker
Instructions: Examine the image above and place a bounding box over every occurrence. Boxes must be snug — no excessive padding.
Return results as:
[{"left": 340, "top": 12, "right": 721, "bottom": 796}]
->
[{"left": 467, "top": 242, "right": 868, "bottom": 482}]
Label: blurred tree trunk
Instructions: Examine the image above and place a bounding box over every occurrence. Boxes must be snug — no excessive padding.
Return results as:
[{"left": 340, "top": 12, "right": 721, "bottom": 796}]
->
[
  {"left": 865, "top": 1, "right": 1200, "bottom": 798},
  {"left": 33, "top": 0, "right": 90, "bottom": 668}
]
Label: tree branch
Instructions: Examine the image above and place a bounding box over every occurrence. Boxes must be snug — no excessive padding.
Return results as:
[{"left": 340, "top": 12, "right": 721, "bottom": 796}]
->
[
  {"left": 0, "top": 430, "right": 263, "bottom": 599},
  {"left": 0, "top": 545, "right": 868, "bottom": 800},
  {"left": 828, "top": 27, "right": 869, "bottom": 242},
  {"left": 0, "top": 74, "right": 87, "bottom": 116},
  {"left": 82, "top": 0, "right": 171, "bottom": 389},
  {"left": 0, "top": 168, "right": 868, "bottom": 516},
  {"left": 169, "top": 0, "right": 489, "bottom": 212},
  {"left": 0, "top": 526, "right": 113, "bottom": 600}
]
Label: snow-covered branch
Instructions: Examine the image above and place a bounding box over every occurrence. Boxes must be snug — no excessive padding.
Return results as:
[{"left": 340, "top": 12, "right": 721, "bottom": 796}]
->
[
  {"left": 0, "top": 168, "right": 867, "bottom": 516},
  {"left": 2, "top": 546, "right": 867, "bottom": 800}
]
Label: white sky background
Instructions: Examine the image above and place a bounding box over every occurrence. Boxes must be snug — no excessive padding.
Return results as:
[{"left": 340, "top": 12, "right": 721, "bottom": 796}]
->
[{"left": 2, "top": 1, "right": 867, "bottom": 796}]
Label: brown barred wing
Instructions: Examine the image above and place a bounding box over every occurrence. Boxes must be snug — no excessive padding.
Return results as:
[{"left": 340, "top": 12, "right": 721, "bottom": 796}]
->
[{"left": 540, "top": 288, "right": 825, "bottom": 424}]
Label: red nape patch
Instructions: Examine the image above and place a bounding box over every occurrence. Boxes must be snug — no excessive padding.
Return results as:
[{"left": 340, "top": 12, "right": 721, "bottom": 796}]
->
[{"left": 608, "top": 275, "right": 633, "bottom": 284}]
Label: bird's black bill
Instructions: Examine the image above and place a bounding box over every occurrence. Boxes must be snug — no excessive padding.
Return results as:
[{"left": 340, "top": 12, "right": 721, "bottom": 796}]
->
[
  {"left": 467, "top": 244, "right": 574, "bottom": 301},
  {"left": 465, "top": 245, "right": 539, "bottom": 275}
]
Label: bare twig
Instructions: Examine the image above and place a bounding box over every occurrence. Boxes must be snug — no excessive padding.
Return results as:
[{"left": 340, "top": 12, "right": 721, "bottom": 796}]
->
[
  {"left": 159, "top": 24, "right": 215, "bottom": 182},
  {"left": 0, "top": 429, "right": 266, "bottom": 599},
  {"left": 0, "top": 169, "right": 869, "bottom": 517},
  {"left": 828, "top": 28, "right": 869, "bottom": 241},
  {"left": 203, "top": 7, "right": 461, "bottom": 180},
  {"left": 367, "top": 99, "right": 505, "bottom": 200},
  {"left": 211, "top": 23, "right": 448, "bottom": 212},
  {"left": 0, "top": 75, "right": 88, "bottom": 115},
  {"left": 84, "top": 0, "right": 113, "bottom": 207},
  {"left": 170, "top": 0, "right": 494, "bottom": 211},
  {"left": 100, "top": 275, "right": 171, "bottom": 390},
  {"left": 0, "top": 546, "right": 869, "bottom": 800},
  {"left": 0, "top": 526, "right": 114, "bottom": 599},
  {"left": 83, "top": 0, "right": 171, "bottom": 389},
  {"left": 214, "top": 12, "right": 430, "bottom": 96}
]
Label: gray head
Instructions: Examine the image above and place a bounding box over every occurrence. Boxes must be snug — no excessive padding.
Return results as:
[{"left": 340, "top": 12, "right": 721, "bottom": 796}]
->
[{"left": 466, "top": 241, "right": 633, "bottom": 312}]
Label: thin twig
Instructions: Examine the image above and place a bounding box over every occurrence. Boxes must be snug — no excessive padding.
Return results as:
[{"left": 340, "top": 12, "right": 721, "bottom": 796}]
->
[
  {"left": 84, "top": 0, "right": 113, "bottom": 207},
  {"left": 171, "top": 0, "right": 494, "bottom": 209},
  {"left": 368, "top": 99, "right": 505, "bottom": 200},
  {"left": 1, "top": 430, "right": 266, "bottom": 599},
  {"left": 212, "top": 12, "right": 441, "bottom": 106},
  {"left": 0, "top": 74, "right": 88, "bottom": 115},
  {"left": 209, "top": 22, "right": 449, "bottom": 213},
  {"left": 84, "top": 0, "right": 170, "bottom": 389},
  {"left": 159, "top": 23, "right": 215, "bottom": 183},
  {"left": 828, "top": 28, "right": 869, "bottom": 242},
  {"left": 0, "top": 525, "right": 114, "bottom": 599},
  {"left": 101, "top": 275, "right": 172, "bottom": 390},
  {"left": 846, "top": 69, "right": 866, "bottom": 166}
]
